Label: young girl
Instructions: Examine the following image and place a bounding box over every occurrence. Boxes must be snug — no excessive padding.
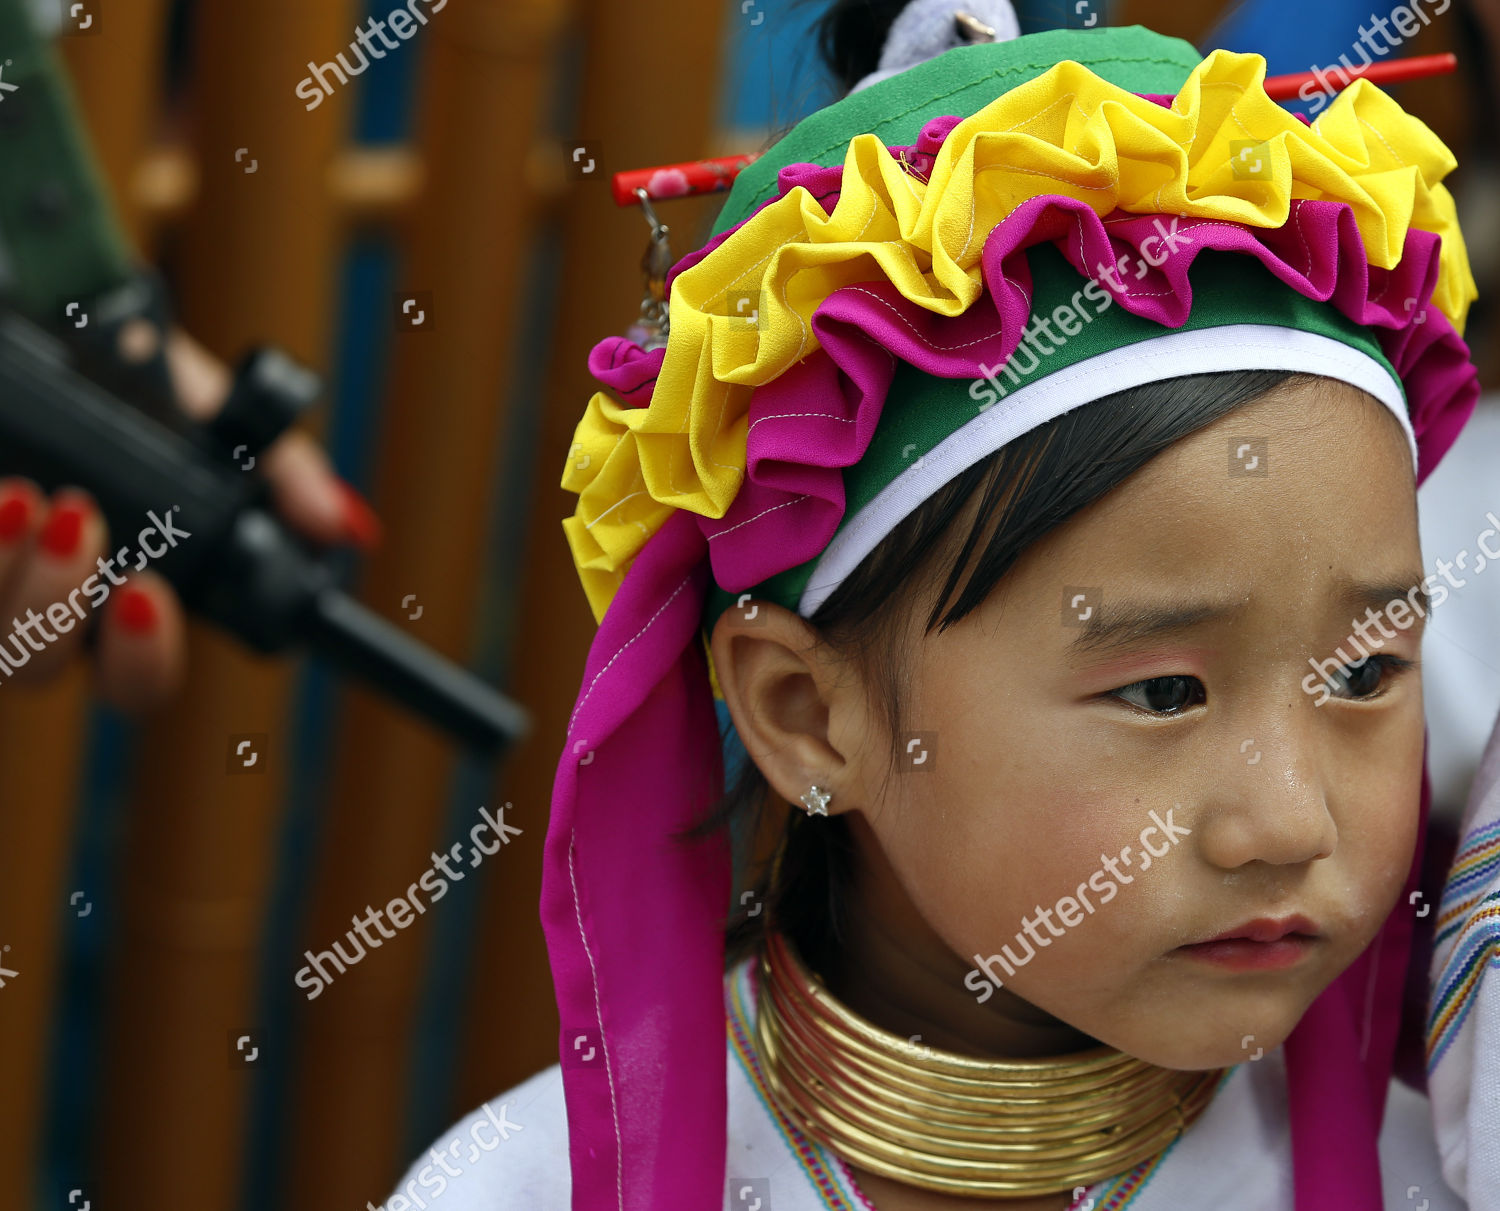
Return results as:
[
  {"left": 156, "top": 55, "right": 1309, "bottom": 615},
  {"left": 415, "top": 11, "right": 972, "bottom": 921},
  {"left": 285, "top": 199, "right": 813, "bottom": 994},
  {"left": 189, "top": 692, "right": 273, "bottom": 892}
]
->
[{"left": 389, "top": 7, "right": 1481, "bottom": 1209}]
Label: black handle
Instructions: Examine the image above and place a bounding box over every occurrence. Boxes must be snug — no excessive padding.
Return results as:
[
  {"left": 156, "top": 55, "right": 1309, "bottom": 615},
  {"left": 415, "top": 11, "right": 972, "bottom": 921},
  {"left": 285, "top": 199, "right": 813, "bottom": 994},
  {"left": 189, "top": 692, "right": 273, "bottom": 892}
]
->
[{"left": 0, "top": 305, "right": 530, "bottom": 756}]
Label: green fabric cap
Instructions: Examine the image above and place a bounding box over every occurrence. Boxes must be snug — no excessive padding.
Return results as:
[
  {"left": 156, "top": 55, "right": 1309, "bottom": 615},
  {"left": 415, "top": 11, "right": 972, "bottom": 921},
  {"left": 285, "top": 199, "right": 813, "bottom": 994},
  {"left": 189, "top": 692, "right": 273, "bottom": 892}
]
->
[
  {"left": 711, "top": 26, "right": 1205, "bottom": 237},
  {"left": 696, "top": 25, "right": 1400, "bottom": 643}
]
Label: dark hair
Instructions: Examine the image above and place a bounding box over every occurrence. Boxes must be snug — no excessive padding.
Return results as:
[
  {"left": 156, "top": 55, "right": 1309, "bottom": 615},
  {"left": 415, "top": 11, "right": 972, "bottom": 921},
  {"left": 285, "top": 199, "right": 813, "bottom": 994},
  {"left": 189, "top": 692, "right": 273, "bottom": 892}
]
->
[
  {"left": 691, "top": 369, "right": 1316, "bottom": 976},
  {"left": 811, "top": 0, "right": 916, "bottom": 93}
]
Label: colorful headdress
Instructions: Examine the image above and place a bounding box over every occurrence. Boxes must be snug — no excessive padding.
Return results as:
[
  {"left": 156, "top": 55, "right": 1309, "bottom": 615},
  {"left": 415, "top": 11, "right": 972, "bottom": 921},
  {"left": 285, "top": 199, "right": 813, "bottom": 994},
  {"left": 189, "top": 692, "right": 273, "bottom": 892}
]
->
[{"left": 546, "top": 23, "right": 1479, "bottom": 1211}]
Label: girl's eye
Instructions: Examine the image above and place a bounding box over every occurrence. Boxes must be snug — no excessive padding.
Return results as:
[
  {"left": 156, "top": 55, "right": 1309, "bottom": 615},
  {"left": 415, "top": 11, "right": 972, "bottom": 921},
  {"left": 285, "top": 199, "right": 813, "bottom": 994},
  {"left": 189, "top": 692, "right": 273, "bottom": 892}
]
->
[
  {"left": 1323, "top": 654, "right": 1415, "bottom": 701},
  {"left": 1111, "top": 675, "right": 1205, "bottom": 716}
]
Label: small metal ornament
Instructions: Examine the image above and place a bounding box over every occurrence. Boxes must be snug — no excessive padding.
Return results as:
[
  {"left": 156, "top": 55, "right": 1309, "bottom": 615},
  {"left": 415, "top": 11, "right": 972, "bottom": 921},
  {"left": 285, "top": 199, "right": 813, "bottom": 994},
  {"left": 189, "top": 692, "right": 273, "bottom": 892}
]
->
[
  {"left": 624, "top": 186, "right": 672, "bottom": 351},
  {"left": 952, "top": 11, "right": 998, "bottom": 43},
  {"left": 800, "top": 784, "right": 831, "bottom": 817}
]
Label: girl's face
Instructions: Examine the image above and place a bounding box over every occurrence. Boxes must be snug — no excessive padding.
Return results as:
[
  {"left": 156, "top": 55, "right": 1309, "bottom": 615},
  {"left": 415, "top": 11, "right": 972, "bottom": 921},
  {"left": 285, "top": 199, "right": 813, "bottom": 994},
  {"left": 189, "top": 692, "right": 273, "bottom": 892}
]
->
[{"left": 713, "top": 378, "right": 1427, "bottom": 1069}]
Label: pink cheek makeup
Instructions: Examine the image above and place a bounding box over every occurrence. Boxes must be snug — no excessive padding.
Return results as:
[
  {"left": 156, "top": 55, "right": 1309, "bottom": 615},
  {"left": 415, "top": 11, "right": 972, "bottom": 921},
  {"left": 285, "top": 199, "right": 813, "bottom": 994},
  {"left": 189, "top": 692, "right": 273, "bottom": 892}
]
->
[{"left": 1071, "top": 647, "right": 1219, "bottom": 699}]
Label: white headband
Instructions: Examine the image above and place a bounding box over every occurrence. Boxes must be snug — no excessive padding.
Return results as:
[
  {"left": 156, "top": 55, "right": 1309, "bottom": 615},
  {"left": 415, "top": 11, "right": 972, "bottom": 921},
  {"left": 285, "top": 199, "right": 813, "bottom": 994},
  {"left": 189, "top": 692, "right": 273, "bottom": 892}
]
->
[{"left": 797, "top": 324, "right": 1413, "bottom": 617}]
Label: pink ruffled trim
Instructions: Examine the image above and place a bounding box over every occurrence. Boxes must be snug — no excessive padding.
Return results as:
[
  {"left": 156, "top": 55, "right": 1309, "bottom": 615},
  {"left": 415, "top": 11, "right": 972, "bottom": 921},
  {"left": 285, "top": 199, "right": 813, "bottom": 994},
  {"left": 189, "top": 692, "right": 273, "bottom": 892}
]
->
[
  {"left": 606, "top": 114, "right": 1476, "bottom": 606},
  {"left": 684, "top": 192, "right": 1475, "bottom": 598}
]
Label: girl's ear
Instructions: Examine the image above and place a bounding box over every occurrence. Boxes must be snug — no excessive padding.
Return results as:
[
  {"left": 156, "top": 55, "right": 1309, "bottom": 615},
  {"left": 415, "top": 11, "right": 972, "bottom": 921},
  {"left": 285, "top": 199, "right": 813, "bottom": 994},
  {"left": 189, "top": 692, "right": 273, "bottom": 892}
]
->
[{"left": 709, "top": 600, "right": 872, "bottom": 816}]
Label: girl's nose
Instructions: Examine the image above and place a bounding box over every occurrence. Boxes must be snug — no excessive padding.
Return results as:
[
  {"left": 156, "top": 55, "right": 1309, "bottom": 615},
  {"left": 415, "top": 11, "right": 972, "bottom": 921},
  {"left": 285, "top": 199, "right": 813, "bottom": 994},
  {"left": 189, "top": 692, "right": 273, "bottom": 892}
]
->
[{"left": 1193, "top": 730, "right": 1338, "bottom": 870}]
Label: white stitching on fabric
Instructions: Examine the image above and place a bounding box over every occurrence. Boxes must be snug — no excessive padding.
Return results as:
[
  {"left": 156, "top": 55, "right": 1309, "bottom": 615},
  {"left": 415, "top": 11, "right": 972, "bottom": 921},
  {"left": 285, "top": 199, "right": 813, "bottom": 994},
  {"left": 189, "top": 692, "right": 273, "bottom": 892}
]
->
[
  {"left": 1195, "top": 79, "right": 1258, "bottom": 140},
  {"left": 851, "top": 188, "right": 883, "bottom": 245},
  {"left": 706, "top": 378, "right": 745, "bottom": 478},
  {"left": 585, "top": 491, "right": 646, "bottom": 531},
  {"left": 559, "top": 565, "right": 705, "bottom": 1208},
  {"left": 1001, "top": 90, "right": 1075, "bottom": 134},
  {"left": 956, "top": 159, "right": 980, "bottom": 265},
  {"left": 839, "top": 285, "right": 1000, "bottom": 352},
  {"left": 1288, "top": 201, "right": 1314, "bottom": 279},
  {"left": 761, "top": 182, "right": 901, "bottom": 368},
  {"left": 963, "top": 160, "right": 1116, "bottom": 267},
  {"left": 1113, "top": 282, "right": 1176, "bottom": 300},
  {"left": 1071, "top": 209, "right": 1091, "bottom": 261},
  {"left": 707, "top": 493, "right": 810, "bottom": 541},
  {"left": 1370, "top": 269, "right": 1397, "bottom": 307},
  {"left": 568, "top": 569, "right": 696, "bottom": 732},
  {"left": 727, "top": 244, "right": 783, "bottom": 300},
  {"left": 1159, "top": 217, "right": 1219, "bottom": 241},
  {"left": 954, "top": 118, "right": 1110, "bottom": 262},
  {"left": 1089, "top": 215, "right": 1228, "bottom": 302},
  {"left": 976, "top": 161, "right": 1114, "bottom": 193},
  {"left": 777, "top": 247, "right": 815, "bottom": 363},
  {"left": 958, "top": 190, "right": 1070, "bottom": 283},
  {"left": 567, "top": 837, "right": 624, "bottom": 1211},
  {"left": 895, "top": 157, "right": 925, "bottom": 206},
  {"left": 1230, "top": 100, "right": 1259, "bottom": 141},
  {"left": 746, "top": 411, "right": 857, "bottom": 437},
  {"left": 1357, "top": 115, "right": 1406, "bottom": 167}
]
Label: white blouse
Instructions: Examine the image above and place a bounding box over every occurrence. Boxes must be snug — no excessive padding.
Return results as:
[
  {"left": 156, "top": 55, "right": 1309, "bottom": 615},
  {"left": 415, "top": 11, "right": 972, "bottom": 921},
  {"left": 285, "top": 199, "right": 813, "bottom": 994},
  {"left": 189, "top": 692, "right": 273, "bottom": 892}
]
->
[{"left": 381, "top": 955, "right": 1464, "bottom": 1210}]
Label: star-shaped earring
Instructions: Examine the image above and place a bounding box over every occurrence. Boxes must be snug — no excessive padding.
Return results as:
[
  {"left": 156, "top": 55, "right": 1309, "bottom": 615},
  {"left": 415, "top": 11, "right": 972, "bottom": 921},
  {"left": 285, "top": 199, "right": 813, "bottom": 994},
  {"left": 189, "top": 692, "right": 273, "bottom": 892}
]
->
[{"left": 800, "top": 784, "right": 831, "bottom": 817}]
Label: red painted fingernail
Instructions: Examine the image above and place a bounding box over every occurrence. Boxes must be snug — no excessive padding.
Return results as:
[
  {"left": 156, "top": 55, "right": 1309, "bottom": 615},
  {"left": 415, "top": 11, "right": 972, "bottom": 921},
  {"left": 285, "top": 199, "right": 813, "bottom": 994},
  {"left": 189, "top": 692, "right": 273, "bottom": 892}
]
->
[
  {"left": 39, "top": 495, "right": 90, "bottom": 559},
  {"left": 0, "top": 486, "right": 34, "bottom": 541},
  {"left": 115, "top": 585, "right": 159, "bottom": 634},
  {"left": 334, "top": 480, "right": 383, "bottom": 550}
]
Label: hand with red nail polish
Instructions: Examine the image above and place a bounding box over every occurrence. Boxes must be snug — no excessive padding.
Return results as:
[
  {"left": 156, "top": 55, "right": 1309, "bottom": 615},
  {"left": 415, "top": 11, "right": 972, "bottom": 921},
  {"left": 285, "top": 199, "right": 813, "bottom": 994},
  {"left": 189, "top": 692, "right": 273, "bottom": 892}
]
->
[
  {"left": 0, "top": 330, "right": 380, "bottom": 713},
  {"left": 0, "top": 482, "right": 134, "bottom": 694}
]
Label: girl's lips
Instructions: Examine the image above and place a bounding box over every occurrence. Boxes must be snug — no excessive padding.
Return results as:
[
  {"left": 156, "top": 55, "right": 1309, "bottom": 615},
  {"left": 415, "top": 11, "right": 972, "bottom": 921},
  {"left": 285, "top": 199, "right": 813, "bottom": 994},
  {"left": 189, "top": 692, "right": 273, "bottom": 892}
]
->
[
  {"left": 1190, "top": 914, "right": 1321, "bottom": 945},
  {"left": 1173, "top": 935, "right": 1317, "bottom": 971}
]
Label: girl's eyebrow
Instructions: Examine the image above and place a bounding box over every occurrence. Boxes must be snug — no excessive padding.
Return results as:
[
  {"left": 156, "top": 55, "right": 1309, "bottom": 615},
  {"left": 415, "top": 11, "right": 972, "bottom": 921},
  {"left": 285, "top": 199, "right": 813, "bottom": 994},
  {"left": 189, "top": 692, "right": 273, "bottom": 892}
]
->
[
  {"left": 1330, "top": 574, "right": 1431, "bottom": 623},
  {"left": 1067, "top": 599, "right": 1230, "bottom": 657},
  {"left": 1067, "top": 574, "right": 1428, "bottom": 658}
]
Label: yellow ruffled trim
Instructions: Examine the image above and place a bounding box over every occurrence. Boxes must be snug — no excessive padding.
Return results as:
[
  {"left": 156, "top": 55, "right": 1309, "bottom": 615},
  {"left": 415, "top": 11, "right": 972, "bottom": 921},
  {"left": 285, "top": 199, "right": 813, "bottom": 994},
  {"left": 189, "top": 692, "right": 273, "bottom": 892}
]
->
[{"left": 562, "top": 48, "right": 1477, "bottom": 626}]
